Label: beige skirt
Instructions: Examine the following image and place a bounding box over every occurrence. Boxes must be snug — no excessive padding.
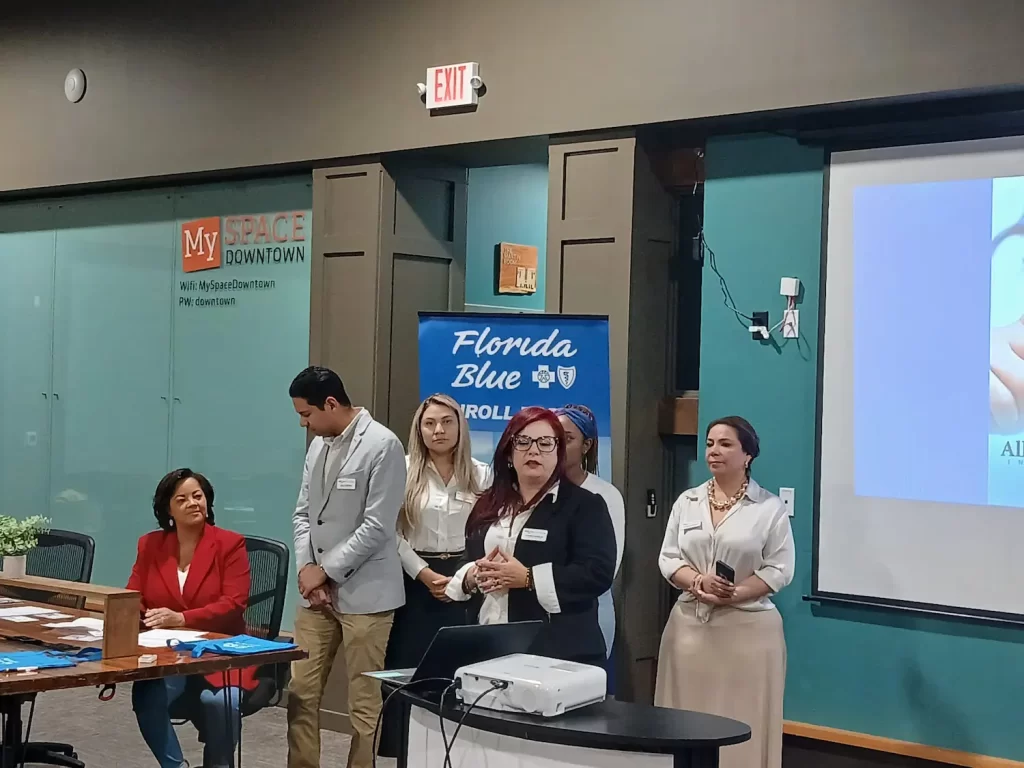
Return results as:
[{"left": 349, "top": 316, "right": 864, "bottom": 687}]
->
[{"left": 655, "top": 603, "right": 786, "bottom": 768}]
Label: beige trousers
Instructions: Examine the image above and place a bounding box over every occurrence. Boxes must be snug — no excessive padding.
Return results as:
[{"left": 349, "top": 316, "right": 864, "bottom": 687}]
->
[{"left": 287, "top": 605, "right": 395, "bottom": 768}]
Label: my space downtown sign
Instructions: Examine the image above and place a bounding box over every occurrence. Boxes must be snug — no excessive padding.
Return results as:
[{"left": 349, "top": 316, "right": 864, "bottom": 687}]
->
[{"left": 418, "top": 313, "right": 611, "bottom": 432}]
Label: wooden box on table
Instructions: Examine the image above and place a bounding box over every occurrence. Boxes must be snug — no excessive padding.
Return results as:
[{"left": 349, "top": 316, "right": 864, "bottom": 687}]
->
[{"left": 0, "top": 576, "right": 140, "bottom": 658}]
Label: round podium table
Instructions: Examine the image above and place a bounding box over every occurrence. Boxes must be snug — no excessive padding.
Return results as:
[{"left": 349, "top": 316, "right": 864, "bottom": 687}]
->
[{"left": 394, "top": 687, "right": 750, "bottom": 768}]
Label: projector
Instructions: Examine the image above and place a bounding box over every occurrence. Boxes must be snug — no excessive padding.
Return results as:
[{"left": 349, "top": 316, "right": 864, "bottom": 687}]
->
[{"left": 455, "top": 653, "right": 606, "bottom": 717}]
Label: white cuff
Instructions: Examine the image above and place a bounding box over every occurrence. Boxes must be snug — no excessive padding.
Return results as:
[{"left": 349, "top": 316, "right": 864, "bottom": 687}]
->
[
  {"left": 754, "top": 566, "right": 786, "bottom": 593},
  {"left": 445, "top": 563, "right": 474, "bottom": 602},
  {"left": 532, "top": 563, "right": 561, "bottom": 614},
  {"left": 398, "top": 538, "right": 429, "bottom": 579},
  {"left": 659, "top": 557, "right": 688, "bottom": 584}
]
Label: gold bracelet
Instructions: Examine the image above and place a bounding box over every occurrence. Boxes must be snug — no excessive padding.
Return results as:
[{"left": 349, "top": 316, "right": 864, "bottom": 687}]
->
[{"left": 525, "top": 567, "right": 533, "bottom": 591}]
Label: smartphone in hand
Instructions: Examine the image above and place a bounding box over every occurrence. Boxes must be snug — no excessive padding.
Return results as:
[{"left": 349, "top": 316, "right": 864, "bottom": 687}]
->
[{"left": 715, "top": 560, "right": 736, "bottom": 584}]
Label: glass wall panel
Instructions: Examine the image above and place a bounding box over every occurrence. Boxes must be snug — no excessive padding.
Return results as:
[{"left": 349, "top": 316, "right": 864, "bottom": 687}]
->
[
  {"left": 170, "top": 178, "right": 312, "bottom": 624},
  {"left": 0, "top": 177, "right": 311, "bottom": 625},
  {"left": 49, "top": 193, "right": 175, "bottom": 588},
  {"left": 0, "top": 203, "right": 55, "bottom": 523}
]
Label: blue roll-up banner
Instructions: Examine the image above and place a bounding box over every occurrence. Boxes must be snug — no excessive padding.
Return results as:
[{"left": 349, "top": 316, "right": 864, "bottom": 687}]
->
[
  {"left": 417, "top": 312, "right": 612, "bottom": 480},
  {"left": 418, "top": 311, "right": 617, "bottom": 689}
]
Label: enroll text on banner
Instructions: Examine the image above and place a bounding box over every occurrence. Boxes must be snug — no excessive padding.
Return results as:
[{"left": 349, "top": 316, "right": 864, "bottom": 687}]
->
[{"left": 418, "top": 313, "right": 612, "bottom": 479}]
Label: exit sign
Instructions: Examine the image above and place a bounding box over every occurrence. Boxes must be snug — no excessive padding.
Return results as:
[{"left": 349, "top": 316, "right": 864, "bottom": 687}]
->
[{"left": 426, "top": 62, "right": 480, "bottom": 110}]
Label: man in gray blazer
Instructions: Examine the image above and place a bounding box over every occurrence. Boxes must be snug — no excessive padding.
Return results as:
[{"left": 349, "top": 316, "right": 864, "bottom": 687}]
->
[{"left": 286, "top": 366, "right": 406, "bottom": 768}]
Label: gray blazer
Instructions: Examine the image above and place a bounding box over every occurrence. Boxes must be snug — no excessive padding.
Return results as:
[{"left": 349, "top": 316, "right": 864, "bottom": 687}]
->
[{"left": 292, "top": 409, "right": 406, "bottom": 614}]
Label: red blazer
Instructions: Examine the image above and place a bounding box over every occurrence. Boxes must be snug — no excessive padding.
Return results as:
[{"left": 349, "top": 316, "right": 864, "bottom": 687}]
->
[{"left": 127, "top": 525, "right": 257, "bottom": 690}]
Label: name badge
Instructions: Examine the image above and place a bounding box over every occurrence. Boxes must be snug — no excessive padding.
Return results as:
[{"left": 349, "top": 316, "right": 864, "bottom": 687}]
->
[
  {"left": 454, "top": 491, "right": 475, "bottom": 503},
  {"left": 336, "top": 477, "right": 357, "bottom": 491},
  {"left": 521, "top": 528, "right": 548, "bottom": 542},
  {"left": 682, "top": 521, "right": 702, "bottom": 533}
]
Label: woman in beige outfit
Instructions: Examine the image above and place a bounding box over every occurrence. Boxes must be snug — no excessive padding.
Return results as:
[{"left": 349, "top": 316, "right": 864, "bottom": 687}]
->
[{"left": 655, "top": 416, "right": 795, "bottom": 768}]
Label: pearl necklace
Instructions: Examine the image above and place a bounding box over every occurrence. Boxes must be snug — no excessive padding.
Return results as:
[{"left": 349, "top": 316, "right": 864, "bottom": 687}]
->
[{"left": 707, "top": 478, "right": 747, "bottom": 514}]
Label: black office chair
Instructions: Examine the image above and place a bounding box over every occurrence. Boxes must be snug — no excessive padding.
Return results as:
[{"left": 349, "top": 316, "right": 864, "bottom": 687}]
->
[
  {"left": 238, "top": 534, "right": 291, "bottom": 714},
  {"left": 167, "top": 535, "right": 291, "bottom": 734},
  {"left": 15, "top": 529, "right": 96, "bottom": 768}
]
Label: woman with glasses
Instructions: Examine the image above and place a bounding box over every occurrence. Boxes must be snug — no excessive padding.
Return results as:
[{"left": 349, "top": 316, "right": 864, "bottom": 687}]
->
[{"left": 445, "top": 406, "right": 616, "bottom": 666}]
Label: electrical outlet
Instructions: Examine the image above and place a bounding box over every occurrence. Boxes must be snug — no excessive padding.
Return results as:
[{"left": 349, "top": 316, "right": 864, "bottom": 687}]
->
[
  {"left": 782, "top": 309, "right": 799, "bottom": 339},
  {"left": 25, "top": 431, "right": 37, "bottom": 447},
  {"left": 779, "top": 487, "right": 794, "bottom": 516},
  {"left": 750, "top": 310, "right": 770, "bottom": 341}
]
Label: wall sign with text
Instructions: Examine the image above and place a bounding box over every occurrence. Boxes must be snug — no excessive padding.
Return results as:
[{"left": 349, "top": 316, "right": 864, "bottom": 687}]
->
[
  {"left": 418, "top": 312, "right": 612, "bottom": 472},
  {"left": 424, "top": 61, "right": 481, "bottom": 110},
  {"left": 179, "top": 210, "right": 309, "bottom": 308},
  {"left": 497, "top": 242, "right": 538, "bottom": 295}
]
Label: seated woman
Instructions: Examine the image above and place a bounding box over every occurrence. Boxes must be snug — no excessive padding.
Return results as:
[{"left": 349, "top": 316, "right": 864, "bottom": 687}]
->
[
  {"left": 128, "top": 468, "right": 252, "bottom": 768},
  {"left": 446, "top": 406, "right": 615, "bottom": 666}
]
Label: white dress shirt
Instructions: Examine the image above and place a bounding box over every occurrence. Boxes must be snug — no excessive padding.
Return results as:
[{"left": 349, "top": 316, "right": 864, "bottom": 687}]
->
[
  {"left": 321, "top": 409, "right": 362, "bottom": 493},
  {"left": 581, "top": 473, "right": 625, "bottom": 577},
  {"left": 397, "top": 457, "right": 492, "bottom": 578},
  {"left": 659, "top": 478, "right": 795, "bottom": 622},
  {"left": 446, "top": 484, "right": 561, "bottom": 622}
]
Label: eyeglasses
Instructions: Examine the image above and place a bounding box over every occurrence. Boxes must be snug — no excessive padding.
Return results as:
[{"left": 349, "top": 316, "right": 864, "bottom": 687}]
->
[{"left": 512, "top": 435, "right": 558, "bottom": 453}]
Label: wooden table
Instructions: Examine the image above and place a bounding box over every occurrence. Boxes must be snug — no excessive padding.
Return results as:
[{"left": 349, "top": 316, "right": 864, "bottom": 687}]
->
[{"left": 0, "top": 599, "right": 305, "bottom": 767}]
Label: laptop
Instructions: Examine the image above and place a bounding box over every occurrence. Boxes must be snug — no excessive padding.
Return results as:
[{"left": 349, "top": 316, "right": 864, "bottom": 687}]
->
[{"left": 365, "top": 621, "right": 544, "bottom": 686}]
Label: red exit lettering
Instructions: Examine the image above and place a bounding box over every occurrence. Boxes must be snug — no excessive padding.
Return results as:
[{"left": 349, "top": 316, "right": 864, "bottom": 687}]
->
[{"left": 433, "top": 64, "right": 468, "bottom": 105}]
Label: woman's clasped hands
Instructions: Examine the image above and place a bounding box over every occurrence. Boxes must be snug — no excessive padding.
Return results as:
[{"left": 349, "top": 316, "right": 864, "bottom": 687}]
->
[
  {"left": 473, "top": 546, "right": 529, "bottom": 593},
  {"left": 689, "top": 571, "right": 736, "bottom": 607}
]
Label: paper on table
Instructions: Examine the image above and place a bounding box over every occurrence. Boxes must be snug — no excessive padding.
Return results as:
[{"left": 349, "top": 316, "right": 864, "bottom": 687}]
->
[
  {"left": 44, "top": 617, "right": 104, "bottom": 632},
  {"left": 37, "top": 612, "right": 73, "bottom": 620},
  {"left": 0, "top": 616, "right": 37, "bottom": 623},
  {"left": 60, "top": 634, "right": 103, "bottom": 642},
  {"left": 0, "top": 598, "right": 22, "bottom": 604},
  {"left": 0, "top": 606, "right": 60, "bottom": 618},
  {"left": 138, "top": 629, "right": 207, "bottom": 648}
]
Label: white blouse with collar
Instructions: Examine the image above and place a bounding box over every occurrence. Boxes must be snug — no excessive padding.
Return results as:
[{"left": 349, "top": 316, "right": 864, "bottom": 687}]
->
[
  {"left": 659, "top": 478, "right": 795, "bottom": 618},
  {"left": 396, "top": 457, "right": 492, "bottom": 578},
  {"left": 445, "top": 483, "right": 561, "bottom": 624}
]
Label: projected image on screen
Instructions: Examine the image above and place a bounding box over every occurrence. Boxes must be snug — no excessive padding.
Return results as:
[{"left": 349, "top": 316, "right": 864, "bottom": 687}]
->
[
  {"left": 819, "top": 138, "right": 1024, "bottom": 618},
  {"left": 852, "top": 176, "right": 1024, "bottom": 508}
]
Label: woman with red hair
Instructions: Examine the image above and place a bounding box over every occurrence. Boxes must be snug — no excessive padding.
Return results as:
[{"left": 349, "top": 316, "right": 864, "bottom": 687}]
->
[{"left": 445, "top": 406, "right": 615, "bottom": 665}]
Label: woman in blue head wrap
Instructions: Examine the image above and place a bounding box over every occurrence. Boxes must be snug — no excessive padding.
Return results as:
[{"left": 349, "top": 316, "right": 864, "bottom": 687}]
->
[{"left": 553, "top": 405, "right": 625, "bottom": 662}]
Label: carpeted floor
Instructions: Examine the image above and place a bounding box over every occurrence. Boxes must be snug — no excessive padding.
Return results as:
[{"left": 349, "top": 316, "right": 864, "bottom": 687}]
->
[{"left": 24, "top": 686, "right": 397, "bottom": 767}]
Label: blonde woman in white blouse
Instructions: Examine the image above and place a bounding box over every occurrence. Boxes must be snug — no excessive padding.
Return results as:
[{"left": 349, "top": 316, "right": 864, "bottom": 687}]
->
[
  {"left": 655, "top": 416, "right": 795, "bottom": 768},
  {"left": 380, "top": 393, "right": 490, "bottom": 757}
]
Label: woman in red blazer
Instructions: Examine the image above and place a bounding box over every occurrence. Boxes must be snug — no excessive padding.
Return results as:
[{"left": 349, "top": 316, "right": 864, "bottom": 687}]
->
[{"left": 128, "top": 468, "right": 252, "bottom": 768}]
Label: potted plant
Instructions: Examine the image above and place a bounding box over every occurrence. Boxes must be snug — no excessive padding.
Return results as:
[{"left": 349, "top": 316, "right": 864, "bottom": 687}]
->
[{"left": 0, "top": 515, "right": 50, "bottom": 578}]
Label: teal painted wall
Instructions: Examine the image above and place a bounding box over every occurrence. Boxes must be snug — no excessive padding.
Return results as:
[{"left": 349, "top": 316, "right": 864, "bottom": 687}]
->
[
  {"left": 699, "top": 135, "right": 1024, "bottom": 760},
  {"left": 465, "top": 164, "right": 548, "bottom": 311}
]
